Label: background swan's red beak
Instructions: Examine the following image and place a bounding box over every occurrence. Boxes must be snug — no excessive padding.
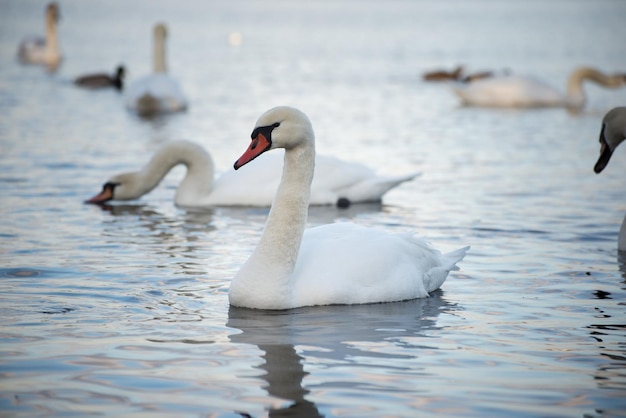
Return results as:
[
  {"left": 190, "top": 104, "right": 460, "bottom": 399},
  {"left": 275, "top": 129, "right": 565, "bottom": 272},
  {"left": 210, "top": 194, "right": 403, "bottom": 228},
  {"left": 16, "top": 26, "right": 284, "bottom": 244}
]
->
[
  {"left": 234, "top": 133, "right": 272, "bottom": 170},
  {"left": 84, "top": 184, "right": 114, "bottom": 204}
]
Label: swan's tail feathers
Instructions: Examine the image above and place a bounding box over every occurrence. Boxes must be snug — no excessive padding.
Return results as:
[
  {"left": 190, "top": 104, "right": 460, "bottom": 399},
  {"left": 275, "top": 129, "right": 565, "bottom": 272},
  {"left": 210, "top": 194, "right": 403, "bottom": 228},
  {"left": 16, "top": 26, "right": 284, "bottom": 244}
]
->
[
  {"left": 388, "top": 171, "right": 422, "bottom": 184},
  {"left": 370, "top": 171, "right": 422, "bottom": 193},
  {"left": 443, "top": 246, "right": 470, "bottom": 271},
  {"left": 423, "top": 245, "right": 470, "bottom": 293},
  {"left": 341, "top": 171, "right": 421, "bottom": 204}
]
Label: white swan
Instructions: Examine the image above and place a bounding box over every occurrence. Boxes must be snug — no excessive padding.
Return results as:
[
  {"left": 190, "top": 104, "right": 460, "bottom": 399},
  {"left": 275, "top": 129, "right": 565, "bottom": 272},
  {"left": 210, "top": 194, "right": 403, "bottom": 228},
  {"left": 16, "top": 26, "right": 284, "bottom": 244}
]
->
[
  {"left": 453, "top": 67, "right": 626, "bottom": 109},
  {"left": 593, "top": 107, "right": 626, "bottom": 251},
  {"left": 85, "top": 140, "right": 419, "bottom": 207},
  {"left": 125, "top": 23, "right": 187, "bottom": 116},
  {"left": 229, "top": 106, "right": 469, "bottom": 309},
  {"left": 17, "top": 2, "right": 62, "bottom": 71}
]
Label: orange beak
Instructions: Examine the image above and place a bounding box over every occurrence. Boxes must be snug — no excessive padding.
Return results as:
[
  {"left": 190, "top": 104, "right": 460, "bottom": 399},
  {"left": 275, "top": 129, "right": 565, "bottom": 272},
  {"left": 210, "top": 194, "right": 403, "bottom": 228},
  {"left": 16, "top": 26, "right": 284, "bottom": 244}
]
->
[
  {"left": 234, "top": 132, "right": 272, "bottom": 170},
  {"left": 85, "top": 183, "right": 115, "bottom": 204}
]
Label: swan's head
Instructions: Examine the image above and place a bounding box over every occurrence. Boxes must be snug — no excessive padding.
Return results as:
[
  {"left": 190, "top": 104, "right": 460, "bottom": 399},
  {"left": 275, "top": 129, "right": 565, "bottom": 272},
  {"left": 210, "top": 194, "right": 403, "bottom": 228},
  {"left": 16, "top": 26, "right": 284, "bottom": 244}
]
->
[
  {"left": 234, "top": 106, "right": 314, "bottom": 170},
  {"left": 154, "top": 23, "right": 168, "bottom": 39},
  {"left": 46, "top": 2, "right": 60, "bottom": 23},
  {"left": 613, "top": 72, "right": 626, "bottom": 86},
  {"left": 594, "top": 107, "right": 626, "bottom": 174},
  {"left": 116, "top": 65, "right": 126, "bottom": 79},
  {"left": 84, "top": 173, "right": 143, "bottom": 204}
]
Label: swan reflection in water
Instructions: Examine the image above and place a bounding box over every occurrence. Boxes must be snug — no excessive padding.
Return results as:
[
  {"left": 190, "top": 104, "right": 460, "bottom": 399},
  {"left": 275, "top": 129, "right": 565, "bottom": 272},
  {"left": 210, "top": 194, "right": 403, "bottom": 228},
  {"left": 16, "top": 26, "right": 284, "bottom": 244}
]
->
[
  {"left": 91, "top": 200, "right": 390, "bottom": 228},
  {"left": 227, "top": 294, "right": 458, "bottom": 417},
  {"left": 93, "top": 203, "right": 217, "bottom": 238}
]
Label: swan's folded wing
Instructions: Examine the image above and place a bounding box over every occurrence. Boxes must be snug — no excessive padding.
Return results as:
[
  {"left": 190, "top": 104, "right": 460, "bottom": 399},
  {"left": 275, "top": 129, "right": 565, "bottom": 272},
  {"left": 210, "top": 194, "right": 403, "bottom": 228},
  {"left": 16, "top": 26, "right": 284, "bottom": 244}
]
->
[
  {"left": 453, "top": 76, "right": 564, "bottom": 107},
  {"left": 213, "top": 152, "right": 419, "bottom": 206},
  {"left": 292, "top": 223, "right": 450, "bottom": 306},
  {"left": 311, "top": 155, "right": 419, "bottom": 204},
  {"left": 209, "top": 152, "right": 284, "bottom": 206}
]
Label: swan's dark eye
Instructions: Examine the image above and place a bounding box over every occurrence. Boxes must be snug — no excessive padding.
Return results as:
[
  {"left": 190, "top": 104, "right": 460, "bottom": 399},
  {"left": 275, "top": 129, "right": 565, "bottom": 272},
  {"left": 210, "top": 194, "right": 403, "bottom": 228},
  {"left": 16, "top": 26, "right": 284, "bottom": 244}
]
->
[
  {"left": 250, "top": 122, "right": 281, "bottom": 140},
  {"left": 103, "top": 182, "right": 119, "bottom": 190},
  {"left": 85, "top": 181, "right": 120, "bottom": 204}
]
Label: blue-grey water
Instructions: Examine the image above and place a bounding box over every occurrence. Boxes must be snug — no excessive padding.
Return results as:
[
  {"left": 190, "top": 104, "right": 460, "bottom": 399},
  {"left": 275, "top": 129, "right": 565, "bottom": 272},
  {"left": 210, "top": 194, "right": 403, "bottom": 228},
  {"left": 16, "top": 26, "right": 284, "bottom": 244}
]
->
[{"left": 1, "top": 0, "right": 626, "bottom": 417}]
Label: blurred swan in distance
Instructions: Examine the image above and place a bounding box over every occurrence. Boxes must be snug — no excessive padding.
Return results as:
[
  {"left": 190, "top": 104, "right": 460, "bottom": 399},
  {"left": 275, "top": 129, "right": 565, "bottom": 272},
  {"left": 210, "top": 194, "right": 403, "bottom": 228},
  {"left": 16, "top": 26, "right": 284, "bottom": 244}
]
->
[
  {"left": 453, "top": 67, "right": 626, "bottom": 109},
  {"left": 85, "top": 140, "right": 420, "bottom": 208},
  {"left": 17, "top": 2, "right": 62, "bottom": 71},
  {"left": 125, "top": 23, "right": 187, "bottom": 116},
  {"left": 228, "top": 106, "right": 468, "bottom": 309},
  {"left": 593, "top": 106, "right": 626, "bottom": 251},
  {"left": 74, "top": 65, "right": 125, "bottom": 90}
]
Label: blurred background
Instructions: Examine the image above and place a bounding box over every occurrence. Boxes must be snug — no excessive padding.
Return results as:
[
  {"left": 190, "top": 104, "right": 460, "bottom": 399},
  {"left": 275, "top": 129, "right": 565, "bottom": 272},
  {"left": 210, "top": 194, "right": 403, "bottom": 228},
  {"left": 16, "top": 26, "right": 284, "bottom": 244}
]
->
[{"left": 1, "top": 1, "right": 625, "bottom": 417}]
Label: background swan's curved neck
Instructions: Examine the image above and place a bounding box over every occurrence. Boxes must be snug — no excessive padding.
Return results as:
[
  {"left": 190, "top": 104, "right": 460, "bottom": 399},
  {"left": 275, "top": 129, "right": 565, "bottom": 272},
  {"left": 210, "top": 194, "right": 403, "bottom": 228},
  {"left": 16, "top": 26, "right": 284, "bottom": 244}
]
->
[
  {"left": 139, "top": 142, "right": 214, "bottom": 197},
  {"left": 45, "top": 9, "right": 59, "bottom": 58},
  {"left": 566, "top": 68, "right": 620, "bottom": 108},
  {"left": 153, "top": 30, "right": 167, "bottom": 73}
]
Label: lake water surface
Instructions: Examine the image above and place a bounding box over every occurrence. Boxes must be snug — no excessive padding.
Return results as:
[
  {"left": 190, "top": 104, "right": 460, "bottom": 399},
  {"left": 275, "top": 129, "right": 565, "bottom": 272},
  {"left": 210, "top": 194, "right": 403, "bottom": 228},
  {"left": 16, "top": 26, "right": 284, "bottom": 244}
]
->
[{"left": 1, "top": 0, "right": 626, "bottom": 417}]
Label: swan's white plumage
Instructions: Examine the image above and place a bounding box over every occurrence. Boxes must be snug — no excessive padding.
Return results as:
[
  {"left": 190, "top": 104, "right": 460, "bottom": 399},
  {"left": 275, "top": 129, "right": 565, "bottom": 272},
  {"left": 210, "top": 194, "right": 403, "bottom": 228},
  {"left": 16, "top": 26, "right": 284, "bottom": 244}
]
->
[
  {"left": 214, "top": 151, "right": 419, "bottom": 206},
  {"left": 17, "top": 3, "right": 61, "bottom": 70},
  {"left": 125, "top": 23, "right": 187, "bottom": 115},
  {"left": 86, "top": 140, "right": 419, "bottom": 207},
  {"left": 125, "top": 74, "right": 187, "bottom": 114},
  {"left": 593, "top": 107, "right": 626, "bottom": 251},
  {"left": 455, "top": 75, "right": 564, "bottom": 107},
  {"left": 454, "top": 67, "right": 626, "bottom": 109},
  {"left": 291, "top": 224, "right": 466, "bottom": 307},
  {"left": 18, "top": 36, "right": 48, "bottom": 64},
  {"left": 229, "top": 106, "right": 469, "bottom": 310}
]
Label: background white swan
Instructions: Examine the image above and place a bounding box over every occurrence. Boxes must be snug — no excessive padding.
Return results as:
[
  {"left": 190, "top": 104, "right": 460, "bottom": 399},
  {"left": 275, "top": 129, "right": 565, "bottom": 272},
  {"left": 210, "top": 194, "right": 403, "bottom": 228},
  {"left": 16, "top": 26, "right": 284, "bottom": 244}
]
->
[
  {"left": 125, "top": 23, "right": 187, "bottom": 116},
  {"left": 453, "top": 67, "right": 626, "bottom": 109},
  {"left": 17, "top": 2, "right": 61, "bottom": 71},
  {"left": 85, "top": 140, "right": 420, "bottom": 207},
  {"left": 229, "top": 106, "right": 469, "bottom": 309},
  {"left": 593, "top": 106, "right": 626, "bottom": 251}
]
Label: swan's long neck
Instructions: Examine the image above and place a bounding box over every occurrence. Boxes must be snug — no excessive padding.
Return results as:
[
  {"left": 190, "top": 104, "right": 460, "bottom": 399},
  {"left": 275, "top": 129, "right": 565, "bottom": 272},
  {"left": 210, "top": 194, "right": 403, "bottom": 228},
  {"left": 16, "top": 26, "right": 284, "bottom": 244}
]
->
[
  {"left": 232, "top": 141, "right": 315, "bottom": 309},
  {"left": 134, "top": 142, "right": 214, "bottom": 201},
  {"left": 153, "top": 31, "right": 167, "bottom": 73},
  {"left": 45, "top": 9, "right": 59, "bottom": 62},
  {"left": 172, "top": 144, "right": 215, "bottom": 206},
  {"left": 261, "top": 143, "right": 314, "bottom": 266},
  {"left": 566, "top": 68, "right": 624, "bottom": 108}
]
